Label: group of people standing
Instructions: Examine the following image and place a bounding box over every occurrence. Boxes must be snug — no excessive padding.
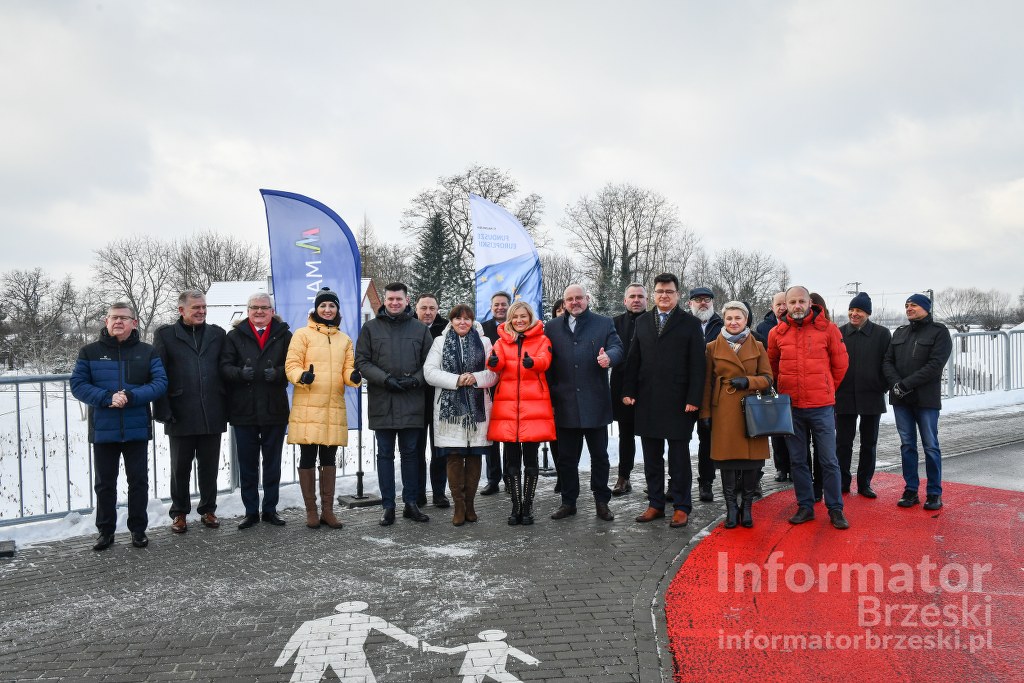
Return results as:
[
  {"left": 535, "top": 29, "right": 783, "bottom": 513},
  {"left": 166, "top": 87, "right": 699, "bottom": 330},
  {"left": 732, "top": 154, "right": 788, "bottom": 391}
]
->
[{"left": 70, "top": 274, "right": 952, "bottom": 551}]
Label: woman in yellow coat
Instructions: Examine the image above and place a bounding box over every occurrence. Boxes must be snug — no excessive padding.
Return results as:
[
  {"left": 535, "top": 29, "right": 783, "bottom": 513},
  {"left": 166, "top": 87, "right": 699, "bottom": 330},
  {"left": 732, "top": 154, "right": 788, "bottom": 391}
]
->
[
  {"left": 699, "top": 301, "right": 773, "bottom": 529},
  {"left": 285, "top": 287, "right": 361, "bottom": 529}
]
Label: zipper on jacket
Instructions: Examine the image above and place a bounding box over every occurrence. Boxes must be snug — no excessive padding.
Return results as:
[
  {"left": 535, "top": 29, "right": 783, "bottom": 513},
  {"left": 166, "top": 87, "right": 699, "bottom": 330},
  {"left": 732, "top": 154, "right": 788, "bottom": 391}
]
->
[{"left": 118, "top": 342, "right": 126, "bottom": 440}]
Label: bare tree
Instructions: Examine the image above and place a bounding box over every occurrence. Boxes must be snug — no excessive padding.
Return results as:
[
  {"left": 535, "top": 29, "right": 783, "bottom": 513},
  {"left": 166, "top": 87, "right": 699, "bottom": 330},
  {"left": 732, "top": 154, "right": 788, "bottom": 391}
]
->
[
  {"left": 977, "top": 289, "right": 1012, "bottom": 330},
  {"left": 0, "top": 268, "right": 78, "bottom": 370},
  {"left": 170, "top": 230, "right": 268, "bottom": 293},
  {"left": 92, "top": 236, "right": 177, "bottom": 339},
  {"left": 361, "top": 241, "right": 411, "bottom": 298},
  {"left": 539, "top": 252, "right": 585, "bottom": 315},
  {"left": 935, "top": 287, "right": 983, "bottom": 332}
]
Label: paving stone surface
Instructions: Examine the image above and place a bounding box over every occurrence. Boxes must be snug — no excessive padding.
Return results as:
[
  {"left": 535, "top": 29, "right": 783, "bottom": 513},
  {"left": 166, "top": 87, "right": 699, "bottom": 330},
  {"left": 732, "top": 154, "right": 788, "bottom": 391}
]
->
[{"left": 1, "top": 407, "right": 1020, "bottom": 682}]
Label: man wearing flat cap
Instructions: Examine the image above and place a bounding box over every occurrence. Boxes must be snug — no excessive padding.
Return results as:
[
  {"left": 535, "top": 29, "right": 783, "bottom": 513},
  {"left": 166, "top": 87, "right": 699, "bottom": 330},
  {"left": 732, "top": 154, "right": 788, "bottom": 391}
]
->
[
  {"left": 835, "top": 292, "right": 891, "bottom": 499},
  {"left": 688, "top": 286, "right": 721, "bottom": 502},
  {"left": 883, "top": 293, "right": 952, "bottom": 511}
]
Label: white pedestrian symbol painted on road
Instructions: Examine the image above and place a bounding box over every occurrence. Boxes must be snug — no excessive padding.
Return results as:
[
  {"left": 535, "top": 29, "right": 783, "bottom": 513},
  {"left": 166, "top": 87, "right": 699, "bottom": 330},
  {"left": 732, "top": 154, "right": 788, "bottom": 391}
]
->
[
  {"left": 274, "top": 601, "right": 419, "bottom": 682},
  {"left": 423, "top": 629, "right": 540, "bottom": 682},
  {"left": 275, "top": 603, "right": 541, "bottom": 682}
]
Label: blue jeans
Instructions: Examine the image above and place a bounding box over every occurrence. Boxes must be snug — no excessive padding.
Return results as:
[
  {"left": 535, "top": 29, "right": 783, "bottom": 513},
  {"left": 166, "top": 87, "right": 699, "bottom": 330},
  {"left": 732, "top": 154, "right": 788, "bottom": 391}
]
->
[
  {"left": 784, "top": 406, "right": 843, "bottom": 512},
  {"left": 894, "top": 406, "right": 942, "bottom": 496},
  {"left": 375, "top": 428, "right": 421, "bottom": 509}
]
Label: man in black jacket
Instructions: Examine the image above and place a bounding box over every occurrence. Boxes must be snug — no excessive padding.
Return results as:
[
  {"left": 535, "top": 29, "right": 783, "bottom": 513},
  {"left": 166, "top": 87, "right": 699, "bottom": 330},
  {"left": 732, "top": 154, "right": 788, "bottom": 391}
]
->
[
  {"left": 220, "top": 293, "right": 292, "bottom": 529},
  {"left": 688, "top": 286, "right": 721, "bottom": 501},
  {"left": 836, "top": 292, "right": 891, "bottom": 498},
  {"left": 610, "top": 283, "right": 647, "bottom": 496},
  {"left": 414, "top": 293, "right": 449, "bottom": 508},
  {"left": 757, "top": 292, "right": 791, "bottom": 481},
  {"left": 883, "top": 294, "right": 952, "bottom": 511},
  {"left": 479, "top": 291, "right": 510, "bottom": 496},
  {"left": 154, "top": 290, "right": 227, "bottom": 534}
]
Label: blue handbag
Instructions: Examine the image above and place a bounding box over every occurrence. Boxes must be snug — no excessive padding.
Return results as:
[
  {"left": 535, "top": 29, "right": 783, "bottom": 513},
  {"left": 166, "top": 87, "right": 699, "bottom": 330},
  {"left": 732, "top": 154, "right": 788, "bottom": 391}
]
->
[{"left": 740, "top": 387, "right": 795, "bottom": 438}]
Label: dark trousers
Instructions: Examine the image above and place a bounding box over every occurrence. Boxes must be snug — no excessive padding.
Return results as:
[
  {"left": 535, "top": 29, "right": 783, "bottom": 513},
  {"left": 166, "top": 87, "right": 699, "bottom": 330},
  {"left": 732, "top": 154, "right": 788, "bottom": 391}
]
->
[
  {"left": 641, "top": 437, "right": 693, "bottom": 513},
  {"left": 616, "top": 413, "right": 637, "bottom": 478},
  {"left": 696, "top": 420, "right": 716, "bottom": 486},
  {"left": 375, "top": 428, "right": 421, "bottom": 509},
  {"left": 836, "top": 413, "right": 881, "bottom": 492},
  {"left": 93, "top": 440, "right": 149, "bottom": 534},
  {"left": 771, "top": 435, "right": 790, "bottom": 473},
  {"left": 503, "top": 442, "right": 540, "bottom": 476},
  {"left": 555, "top": 427, "right": 611, "bottom": 505},
  {"left": 486, "top": 442, "right": 503, "bottom": 486},
  {"left": 298, "top": 444, "right": 338, "bottom": 468},
  {"left": 169, "top": 433, "right": 221, "bottom": 518},
  {"left": 234, "top": 424, "right": 286, "bottom": 516},
  {"left": 416, "top": 424, "right": 447, "bottom": 498}
]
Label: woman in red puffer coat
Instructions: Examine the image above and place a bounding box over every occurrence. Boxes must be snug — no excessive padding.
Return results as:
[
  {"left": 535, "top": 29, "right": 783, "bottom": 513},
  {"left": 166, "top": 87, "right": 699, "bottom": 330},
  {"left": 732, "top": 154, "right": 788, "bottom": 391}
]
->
[{"left": 486, "top": 301, "right": 556, "bottom": 526}]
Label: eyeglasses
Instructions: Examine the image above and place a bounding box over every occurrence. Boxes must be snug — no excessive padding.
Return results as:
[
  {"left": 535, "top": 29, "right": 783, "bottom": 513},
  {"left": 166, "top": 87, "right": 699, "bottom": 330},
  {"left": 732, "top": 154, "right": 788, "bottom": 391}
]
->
[
  {"left": 653, "top": 289, "right": 677, "bottom": 295},
  {"left": 248, "top": 306, "right": 272, "bottom": 311},
  {"left": 106, "top": 315, "right": 134, "bottom": 322},
  {"left": 690, "top": 297, "right": 712, "bottom": 303}
]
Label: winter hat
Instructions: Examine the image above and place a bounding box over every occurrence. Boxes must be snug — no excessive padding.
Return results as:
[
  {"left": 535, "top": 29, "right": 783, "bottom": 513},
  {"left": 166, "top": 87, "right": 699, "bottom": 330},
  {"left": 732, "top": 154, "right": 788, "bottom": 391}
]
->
[
  {"left": 906, "top": 293, "right": 931, "bottom": 313},
  {"left": 314, "top": 287, "right": 340, "bottom": 308},
  {"left": 688, "top": 286, "right": 714, "bottom": 300},
  {"left": 848, "top": 292, "right": 872, "bottom": 315}
]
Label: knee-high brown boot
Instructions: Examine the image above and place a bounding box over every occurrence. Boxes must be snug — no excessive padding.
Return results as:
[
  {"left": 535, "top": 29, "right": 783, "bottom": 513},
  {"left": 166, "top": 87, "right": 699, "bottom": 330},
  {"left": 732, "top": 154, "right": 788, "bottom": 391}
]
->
[
  {"left": 298, "top": 468, "right": 320, "bottom": 528},
  {"left": 318, "top": 466, "right": 343, "bottom": 529},
  {"left": 447, "top": 456, "right": 467, "bottom": 526},
  {"left": 464, "top": 455, "right": 482, "bottom": 522}
]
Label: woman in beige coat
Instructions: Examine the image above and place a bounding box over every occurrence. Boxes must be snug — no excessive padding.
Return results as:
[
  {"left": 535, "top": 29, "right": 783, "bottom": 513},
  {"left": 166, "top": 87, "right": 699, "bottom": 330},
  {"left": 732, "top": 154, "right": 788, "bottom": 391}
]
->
[
  {"left": 700, "top": 301, "right": 773, "bottom": 529},
  {"left": 285, "top": 287, "right": 361, "bottom": 529}
]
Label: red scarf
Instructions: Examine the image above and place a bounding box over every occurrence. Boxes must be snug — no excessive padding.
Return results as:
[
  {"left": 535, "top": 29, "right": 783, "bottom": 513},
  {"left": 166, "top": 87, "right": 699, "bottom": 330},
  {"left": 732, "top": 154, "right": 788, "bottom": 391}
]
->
[{"left": 250, "top": 321, "right": 271, "bottom": 350}]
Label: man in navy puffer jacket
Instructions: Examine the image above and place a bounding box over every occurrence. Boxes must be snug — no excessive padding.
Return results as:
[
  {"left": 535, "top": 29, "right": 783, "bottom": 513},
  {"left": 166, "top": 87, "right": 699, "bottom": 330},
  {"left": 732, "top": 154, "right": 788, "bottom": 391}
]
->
[{"left": 71, "top": 302, "right": 167, "bottom": 551}]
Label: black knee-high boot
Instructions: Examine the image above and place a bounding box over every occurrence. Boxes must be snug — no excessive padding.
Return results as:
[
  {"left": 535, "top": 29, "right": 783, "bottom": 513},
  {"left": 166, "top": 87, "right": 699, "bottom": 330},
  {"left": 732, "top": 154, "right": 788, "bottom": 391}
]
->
[
  {"left": 741, "top": 470, "right": 756, "bottom": 528},
  {"left": 722, "top": 469, "right": 739, "bottom": 529}
]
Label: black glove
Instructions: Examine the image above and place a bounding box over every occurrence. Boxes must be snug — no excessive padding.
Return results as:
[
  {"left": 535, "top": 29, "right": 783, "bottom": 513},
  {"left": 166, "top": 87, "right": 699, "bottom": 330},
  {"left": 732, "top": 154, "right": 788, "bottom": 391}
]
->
[
  {"left": 263, "top": 366, "right": 277, "bottom": 382},
  {"left": 240, "top": 360, "right": 255, "bottom": 382},
  {"left": 487, "top": 350, "right": 499, "bottom": 368},
  {"left": 522, "top": 352, "right": 534, "bottom": 369},
  {"left": 699, "top": 418, "right": 711, "bottom": 430},
  {"left": 892, "top": 382, "right": 911, "bottom": 398},
  {"left": 350, "top": 369, "right": 362, "bottom": 384},
  {"left": 729, "top": 377, "right": 749, "bottom": 390},
  {"left": 299, "top": 364, "right": 315, "bottom": 385},
  {"left": 385, "top": 375, "right": 406, "bottom": 393},
  {"left": 397, "top": 376, "right": 420, "bottom": 391}
]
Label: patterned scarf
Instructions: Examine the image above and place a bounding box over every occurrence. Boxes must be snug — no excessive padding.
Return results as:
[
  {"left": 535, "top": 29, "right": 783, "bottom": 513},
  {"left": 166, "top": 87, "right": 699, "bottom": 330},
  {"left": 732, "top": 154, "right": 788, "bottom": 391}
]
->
[
  {"left": 437, "top": 327, "right": 487, "bottom": 429},
  {"left": 722, "top": 328, "right": 750, "bottom": 354}
]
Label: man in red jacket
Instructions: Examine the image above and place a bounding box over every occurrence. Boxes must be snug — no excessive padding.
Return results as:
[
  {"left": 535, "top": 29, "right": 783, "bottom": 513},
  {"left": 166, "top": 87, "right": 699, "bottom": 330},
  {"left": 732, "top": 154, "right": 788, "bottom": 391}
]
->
[{"left": 768, "top": 286, "right": 850, "bottom": 530}]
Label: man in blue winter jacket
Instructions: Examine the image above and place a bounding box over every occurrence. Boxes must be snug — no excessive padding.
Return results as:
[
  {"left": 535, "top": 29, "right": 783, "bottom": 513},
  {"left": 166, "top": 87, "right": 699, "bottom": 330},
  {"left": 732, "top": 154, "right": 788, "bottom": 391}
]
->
[{"left": 71, "top": 302, "right": 167, "bottom": 551}]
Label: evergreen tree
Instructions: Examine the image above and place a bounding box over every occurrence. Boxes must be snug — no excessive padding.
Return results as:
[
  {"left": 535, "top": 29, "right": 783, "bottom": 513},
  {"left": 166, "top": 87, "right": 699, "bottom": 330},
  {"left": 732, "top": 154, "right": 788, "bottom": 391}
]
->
[{"left": 409, "top": 214, "right": 466, "bottom": 311}]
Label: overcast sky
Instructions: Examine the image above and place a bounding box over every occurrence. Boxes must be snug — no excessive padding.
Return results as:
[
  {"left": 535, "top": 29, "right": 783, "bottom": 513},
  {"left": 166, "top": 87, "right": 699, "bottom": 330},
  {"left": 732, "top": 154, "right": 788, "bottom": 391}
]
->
[{"left": 2, "top": 1, "right": 1021, "bottom": 314}]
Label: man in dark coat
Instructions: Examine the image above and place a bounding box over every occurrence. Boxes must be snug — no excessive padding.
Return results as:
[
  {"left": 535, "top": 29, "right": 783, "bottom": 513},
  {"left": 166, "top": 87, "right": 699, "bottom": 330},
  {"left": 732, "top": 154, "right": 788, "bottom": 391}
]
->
[
  {"left": 219, "top": 292, "right": 292, "bottom": 529},
  {"left": 414, "top": 293, "right": 449, "bottom": 508},
  {"left": 755, "top": 291, "right": 785, "bottom": 342},
  {"left": 610, "top": 283, "right": 648, "bottom": 496},
  {"left": 71, "top": 302, "right": 167, "bottom": 551},
  {"left": 355, "top": 282, "right": 434, "bottom": 525},
  {"left": 835, "top": 292, "right": 891, "bottom": 499},
  {"left": 623, "top": 273, "right": 706, "bottom": 528},
  {"left": 883, "top": 294, "right": 953, "bottom": 511},
  {"left": 545, "top": 284, "right": 624, "bottom": 521},
  {"left": 479, "top": 291, "right": 510, "bottom": 495},
  {"left": 688, "top": 286, "right": 722, "bottom": 500},
  {"left": 154, "top": 290, "right": 228, "bottom": 534}
]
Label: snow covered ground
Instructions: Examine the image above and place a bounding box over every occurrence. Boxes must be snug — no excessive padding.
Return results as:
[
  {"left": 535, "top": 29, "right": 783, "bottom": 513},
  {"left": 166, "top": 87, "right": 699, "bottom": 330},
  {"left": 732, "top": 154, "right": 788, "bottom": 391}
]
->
[{"left": 3, "top": 388, "right": 1022, "bottom": 549}]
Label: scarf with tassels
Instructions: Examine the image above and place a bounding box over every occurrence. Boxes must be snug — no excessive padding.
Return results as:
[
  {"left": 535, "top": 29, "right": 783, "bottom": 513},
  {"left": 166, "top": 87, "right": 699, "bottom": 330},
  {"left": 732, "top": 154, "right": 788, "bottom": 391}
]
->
[{"left": 437, "top": 328, "right": 487, "bottom": 429}]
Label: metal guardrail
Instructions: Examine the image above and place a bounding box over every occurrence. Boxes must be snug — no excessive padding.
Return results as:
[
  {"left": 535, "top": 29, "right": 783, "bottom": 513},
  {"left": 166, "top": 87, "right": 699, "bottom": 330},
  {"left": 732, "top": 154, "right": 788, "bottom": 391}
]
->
[
  {"left": 0, "top": 374, "right": 371, "bottom": 527},
  {"left": 944, "top": 330, "right": 1024, "bottom": 397}
]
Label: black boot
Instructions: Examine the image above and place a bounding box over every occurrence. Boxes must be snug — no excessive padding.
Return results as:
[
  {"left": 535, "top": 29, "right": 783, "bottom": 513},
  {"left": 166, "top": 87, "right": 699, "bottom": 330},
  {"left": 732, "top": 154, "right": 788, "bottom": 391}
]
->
[
  {"left": 722, "top": 470, "right": 739, "bottom": 529},
  {"left": 741, "top": 470, "right": 755, "bottom": 528},
  {"left": 506, "top": 473, "right": 522, "bottom": 525},
  {"left": 521, "top": 468, "right": 538, "bottom": 526}
]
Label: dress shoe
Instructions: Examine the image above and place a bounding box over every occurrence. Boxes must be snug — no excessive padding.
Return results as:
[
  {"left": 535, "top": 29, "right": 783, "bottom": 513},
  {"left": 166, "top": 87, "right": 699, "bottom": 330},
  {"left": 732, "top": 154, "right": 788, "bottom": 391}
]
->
[
  {"left": 550, "top": 504, "right": 577, "bottom": 520},
  {"left": 170, "top": 515, "right": 187, "bottom": 534},
  {"left": 774, "top": 471, "right": 789, "bottom": 482},
  {"left": 238, "top": 514, "right": 260, "bottom": 530},
  {"left": 201, "top": 513, "right": 220, "bottom": 529},
  {"left": 611, "top": 477, "right": 632, "bottom": 496},
  {"left": 669, "top": 510, "right": 689, "bottom": 528},
  {"left": 380, "top": 508, "right": 396, "bottom": 526},
  {"left": 131, "top": 532, "right": 149, "bottom": 548},
  {"left": 829, "top": 509, "right": 850, "bottom": 530},
  {"left": 788, "top": 507, "right": 815, "bottom": 524},
  {"left": 433, "top": 495, "right": 451, "bottom": 509},
  {"left": 923, "top": 494, "right": 943, "bottom": 511},
  {"left": 480, "top": 482, "right": 500, "bottom": 496},
  {"left": 635, "top": 507, "right": 665, "bottom": 523},
  {"left": 92, "top": 533, "right": 115, "bottom": 551},
  {"left": 416, "top": 495, "right": 428, "bottom": 507},
  {"left": 595, "top": 502, "right": 614, "bottom": 521},
  {"left": 262, "top": 512, "right": 287, "bottom": 526},
  {"left": 897, "top": 490, "right": 920, "bottom": 508},
  {"left": 841, "top": 484, "right": 851, "bottom": 494},
  {"left": 698, "top": 483, "right": 713, "bottom": 502},
  {"left": 858, "top": 486, "right": 877, "bottom": 499},
  {"left": 403, "top": 504, "right": 430, "bottom": 522}
]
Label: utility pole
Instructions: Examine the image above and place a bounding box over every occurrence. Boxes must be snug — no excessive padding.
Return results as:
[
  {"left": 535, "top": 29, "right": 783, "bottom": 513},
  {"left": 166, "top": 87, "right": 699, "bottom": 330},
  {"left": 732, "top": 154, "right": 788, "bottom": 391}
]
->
[{"left": 845, "top": 281, "right": 861, "bottom": 295}]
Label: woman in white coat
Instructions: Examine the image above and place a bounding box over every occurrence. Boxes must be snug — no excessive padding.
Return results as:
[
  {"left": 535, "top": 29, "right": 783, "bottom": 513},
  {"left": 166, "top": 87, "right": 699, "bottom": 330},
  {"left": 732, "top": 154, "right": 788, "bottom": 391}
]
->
[{"left": 423, "top": 304, "right": 497, "bottom": 526}]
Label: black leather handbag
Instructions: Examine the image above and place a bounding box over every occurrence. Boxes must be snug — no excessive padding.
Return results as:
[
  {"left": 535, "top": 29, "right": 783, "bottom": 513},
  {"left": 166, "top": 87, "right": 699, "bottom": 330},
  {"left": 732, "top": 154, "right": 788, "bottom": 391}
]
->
[{"left": 740, "top": 387, "right": 795, "bottom": 438}]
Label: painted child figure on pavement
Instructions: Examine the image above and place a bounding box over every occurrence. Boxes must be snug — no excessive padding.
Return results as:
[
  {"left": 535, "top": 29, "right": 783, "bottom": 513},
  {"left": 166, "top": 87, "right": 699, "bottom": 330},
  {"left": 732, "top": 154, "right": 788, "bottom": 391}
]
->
[{"left": 423, "top": 629, "right": 540, "bottom": 683}]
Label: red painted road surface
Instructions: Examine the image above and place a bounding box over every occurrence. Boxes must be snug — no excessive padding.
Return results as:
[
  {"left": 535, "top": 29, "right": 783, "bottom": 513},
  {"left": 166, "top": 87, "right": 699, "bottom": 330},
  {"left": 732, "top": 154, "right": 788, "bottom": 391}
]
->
[{"left": 665, "top": 473, "right": 1023, "bottom": 683}]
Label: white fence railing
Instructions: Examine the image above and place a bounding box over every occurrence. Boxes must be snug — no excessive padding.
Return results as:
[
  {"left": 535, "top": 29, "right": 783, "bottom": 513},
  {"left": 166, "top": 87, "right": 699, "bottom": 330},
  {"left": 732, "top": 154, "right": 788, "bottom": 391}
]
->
[{"left": 945, "top": 330, "right": 1024, "bottom": 397}]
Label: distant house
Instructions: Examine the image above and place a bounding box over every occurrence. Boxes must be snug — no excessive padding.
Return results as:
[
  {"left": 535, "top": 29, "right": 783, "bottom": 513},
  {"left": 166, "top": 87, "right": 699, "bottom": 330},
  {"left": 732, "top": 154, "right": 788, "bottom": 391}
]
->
[{"left": 205, "top": 277, "right": 382, "bottom": 331}]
